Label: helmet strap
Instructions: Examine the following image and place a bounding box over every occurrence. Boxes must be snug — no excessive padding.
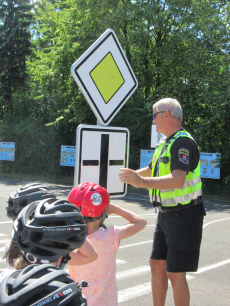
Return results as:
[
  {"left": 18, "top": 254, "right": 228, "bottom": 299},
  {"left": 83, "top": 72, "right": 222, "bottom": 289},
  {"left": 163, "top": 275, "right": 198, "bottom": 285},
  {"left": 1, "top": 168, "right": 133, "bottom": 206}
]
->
[
  {"left": 59, "top": 254, "right": 71, "bottom": 270},
  {"left": 99, "top": 212, "right": 108, "bottom": 229},
  {"left": 83, "top": 212, "right": 104, "bottom": 224},
  {"left": 83, "top": 211, "right": 108, "bottom": 225}
]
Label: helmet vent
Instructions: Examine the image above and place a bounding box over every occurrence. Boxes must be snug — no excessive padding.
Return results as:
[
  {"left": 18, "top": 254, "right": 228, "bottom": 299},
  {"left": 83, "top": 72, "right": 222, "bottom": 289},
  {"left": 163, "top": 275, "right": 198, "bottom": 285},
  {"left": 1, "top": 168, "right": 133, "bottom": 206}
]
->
[
  {"left": 29, "top": 209, "right": 36, "bottom": 220},
  {"left": 17, "top": 219, "right": 24, "bottom": 233},
  {"left": 32, "top": 247, "right": 57, "bottom": 256}
]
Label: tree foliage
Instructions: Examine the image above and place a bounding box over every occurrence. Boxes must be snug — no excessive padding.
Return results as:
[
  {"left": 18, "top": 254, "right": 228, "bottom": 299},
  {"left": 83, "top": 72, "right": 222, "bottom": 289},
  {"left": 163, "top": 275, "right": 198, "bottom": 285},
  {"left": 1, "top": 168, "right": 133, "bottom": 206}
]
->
[
  {"left": 0, "top": 0, "right": 33, "bottom": 114},
  {"left": 0, "top": 0, "right": 229, "bottom": 189}
]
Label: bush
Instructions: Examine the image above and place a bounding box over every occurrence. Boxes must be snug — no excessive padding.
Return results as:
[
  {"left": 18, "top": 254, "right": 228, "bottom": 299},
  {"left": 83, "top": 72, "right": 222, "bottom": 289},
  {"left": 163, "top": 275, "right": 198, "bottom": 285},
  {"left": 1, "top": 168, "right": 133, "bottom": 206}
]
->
[{"left": 0, "top": 114, "right": 74, "bottom": 179}]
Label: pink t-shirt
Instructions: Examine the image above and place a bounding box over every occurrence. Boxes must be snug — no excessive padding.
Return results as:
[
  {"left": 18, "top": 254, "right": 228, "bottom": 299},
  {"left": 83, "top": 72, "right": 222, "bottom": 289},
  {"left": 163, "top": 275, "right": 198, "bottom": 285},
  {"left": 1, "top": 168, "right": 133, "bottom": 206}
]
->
[{"left": 69, "top": 225, "right": 123, "bottom": 306}]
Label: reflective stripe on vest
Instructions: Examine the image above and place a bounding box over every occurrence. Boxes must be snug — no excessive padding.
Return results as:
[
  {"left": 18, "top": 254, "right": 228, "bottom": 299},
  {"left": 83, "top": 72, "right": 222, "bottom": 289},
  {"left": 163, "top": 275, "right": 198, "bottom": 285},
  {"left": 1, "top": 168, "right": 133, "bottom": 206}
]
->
[
  {"left": 161, "top": 176, "right": 202, "bottom": 193},
  {"left": 149, "top": 130, "right": 202, "bottom": 207},
  {"left": 149, "top": 194, "right": 161, "bottom": 203},
  {"left": 160, "top": 189, "right": 202, "bottom": 206},
  {"left": 149, "top": 145, "right": 162, "bottom": 203}
]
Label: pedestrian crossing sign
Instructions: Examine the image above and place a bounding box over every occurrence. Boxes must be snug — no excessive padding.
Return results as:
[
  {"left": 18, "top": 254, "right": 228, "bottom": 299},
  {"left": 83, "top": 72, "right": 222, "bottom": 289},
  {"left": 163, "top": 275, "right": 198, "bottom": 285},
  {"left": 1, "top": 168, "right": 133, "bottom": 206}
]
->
[{"left": 71, "top": 29, "right": 138, "bottom": 126}]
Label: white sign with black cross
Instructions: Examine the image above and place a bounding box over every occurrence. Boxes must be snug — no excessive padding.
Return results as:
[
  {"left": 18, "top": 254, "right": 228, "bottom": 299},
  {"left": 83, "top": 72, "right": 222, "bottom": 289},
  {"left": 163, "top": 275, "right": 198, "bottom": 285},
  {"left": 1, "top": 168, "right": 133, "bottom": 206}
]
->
[
  {"left": 70, "top": 28, "right": 138, "bottom": 126},
  {"left": 74, "top": 125, "right": 129, "bottom": 197}
]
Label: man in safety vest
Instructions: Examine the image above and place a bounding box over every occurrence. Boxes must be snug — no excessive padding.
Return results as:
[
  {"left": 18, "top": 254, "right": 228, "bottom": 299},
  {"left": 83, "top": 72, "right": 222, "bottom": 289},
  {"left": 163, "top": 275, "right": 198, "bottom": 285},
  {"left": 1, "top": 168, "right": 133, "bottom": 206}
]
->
[{"left": 119, "top": 98, "right": 205, "bottom": 306}]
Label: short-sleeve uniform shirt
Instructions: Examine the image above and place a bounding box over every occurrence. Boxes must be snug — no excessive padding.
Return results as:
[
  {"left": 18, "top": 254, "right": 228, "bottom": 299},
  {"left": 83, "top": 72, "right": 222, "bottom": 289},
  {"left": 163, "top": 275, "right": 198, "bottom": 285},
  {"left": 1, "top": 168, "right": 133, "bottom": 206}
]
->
[{"left": 148, "top": 129, "right": 200, "bottom": 173}]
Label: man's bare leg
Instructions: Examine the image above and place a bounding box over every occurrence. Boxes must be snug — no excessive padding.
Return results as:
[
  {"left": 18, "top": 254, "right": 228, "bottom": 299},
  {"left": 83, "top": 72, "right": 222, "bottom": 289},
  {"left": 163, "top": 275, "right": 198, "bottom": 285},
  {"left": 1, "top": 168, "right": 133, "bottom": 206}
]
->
[
  {"left": 150, "top": 259, "right": 168, "bottom": 306},
  {"left": 167, "top": 272, "right": 190, "bottom": 306}
]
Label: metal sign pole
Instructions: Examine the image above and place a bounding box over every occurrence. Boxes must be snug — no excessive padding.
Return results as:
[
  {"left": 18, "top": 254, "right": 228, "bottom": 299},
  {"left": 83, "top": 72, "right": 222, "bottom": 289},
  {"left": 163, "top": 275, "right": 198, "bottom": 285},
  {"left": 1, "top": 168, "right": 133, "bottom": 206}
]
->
[
  {"left": 71, "top": 28, "right": 136, "bottom": 197},
  {"left": 97, "top": 119, "right": 102, "bottom": 126}
]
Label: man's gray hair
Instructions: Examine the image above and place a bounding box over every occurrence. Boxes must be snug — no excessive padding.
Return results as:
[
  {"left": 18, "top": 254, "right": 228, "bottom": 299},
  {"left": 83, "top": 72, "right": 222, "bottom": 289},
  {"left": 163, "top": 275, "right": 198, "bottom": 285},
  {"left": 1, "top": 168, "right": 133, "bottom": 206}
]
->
[{"left": 154, "top": 98, "right": 182, "bottom": 122}]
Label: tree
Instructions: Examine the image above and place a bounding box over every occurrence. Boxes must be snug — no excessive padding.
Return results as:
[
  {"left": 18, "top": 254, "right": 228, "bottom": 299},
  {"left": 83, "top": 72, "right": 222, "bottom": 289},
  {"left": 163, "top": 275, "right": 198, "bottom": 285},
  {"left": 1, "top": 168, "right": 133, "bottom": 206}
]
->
[
  {"left": 7, "top": 0, "right": 229, "bottom": 179},
  {"left": 0, "top": 0, "right": 33, "bottom": 114}
]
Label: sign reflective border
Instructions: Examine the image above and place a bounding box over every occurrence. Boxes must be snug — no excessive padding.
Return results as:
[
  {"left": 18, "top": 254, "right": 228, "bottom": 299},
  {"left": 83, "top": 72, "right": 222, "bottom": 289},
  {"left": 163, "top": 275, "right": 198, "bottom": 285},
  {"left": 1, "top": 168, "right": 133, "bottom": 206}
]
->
[
  {"left": 74, "top": 125, "right": 129, "bottom": 197},
  {"left": 71, "top": 29, "right": 138, "bottom": 126}
]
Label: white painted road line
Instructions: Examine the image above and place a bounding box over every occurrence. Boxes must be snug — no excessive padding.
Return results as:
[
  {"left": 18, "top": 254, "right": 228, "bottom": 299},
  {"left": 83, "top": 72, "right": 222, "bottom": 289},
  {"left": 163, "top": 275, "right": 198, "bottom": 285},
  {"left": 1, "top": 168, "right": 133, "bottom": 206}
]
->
[
  {"left": 0, "top": 234, "right": 6, "bottom": 237},
  {"left": 0, "top": 247, "right": 5, "bottom": 252},
  {"left": 0, "top": 240, "right": 10, "bottom": 244},
  {"left": 117, "top": 266, "right": 150, "bottom": 280},
  {"left": 192, "top": 259, "right": 230, "bottom": 274},
  {"left": 203, "top": 218, "right": 230, "bottom": 228},
  {"left": 116, "top": 259, "right": 127, "bottom": 265},
  {"left": 0, "top": 221, "right": 13, "bottom": 224},
  {"left": 118, "top": 275, "right": 195, "bottom": 303},
  {"left": 120, "top": 241, "right": 152, "bottom": 249},
  {"left": 118, "top": 281, "right": 151, "bottom": 303}
]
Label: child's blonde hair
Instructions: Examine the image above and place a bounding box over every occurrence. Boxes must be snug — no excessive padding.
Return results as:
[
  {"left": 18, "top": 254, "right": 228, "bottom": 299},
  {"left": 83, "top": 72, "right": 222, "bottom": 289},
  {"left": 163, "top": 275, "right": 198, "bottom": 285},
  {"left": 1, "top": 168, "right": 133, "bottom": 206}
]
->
[
  {"left": 14, "top": 255, "right": 31, "bottom": 270},
  {"left": 3, "top": 240, "right": 22, "bottom": 268}
]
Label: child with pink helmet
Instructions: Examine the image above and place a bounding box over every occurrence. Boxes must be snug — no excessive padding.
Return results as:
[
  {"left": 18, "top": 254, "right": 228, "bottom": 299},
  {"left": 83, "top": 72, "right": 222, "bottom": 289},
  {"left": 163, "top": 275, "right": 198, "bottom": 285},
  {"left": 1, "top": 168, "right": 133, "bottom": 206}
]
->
[{"left": 68, "top": 182, "right": 147, "bottom": 306}]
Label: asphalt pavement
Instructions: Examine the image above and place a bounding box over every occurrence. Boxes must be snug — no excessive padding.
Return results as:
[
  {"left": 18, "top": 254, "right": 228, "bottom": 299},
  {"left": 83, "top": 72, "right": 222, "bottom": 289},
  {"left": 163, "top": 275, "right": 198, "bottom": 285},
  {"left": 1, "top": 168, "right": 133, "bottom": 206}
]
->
[{"left": 0, "top": 177, "right": 230, "bottom": 305}]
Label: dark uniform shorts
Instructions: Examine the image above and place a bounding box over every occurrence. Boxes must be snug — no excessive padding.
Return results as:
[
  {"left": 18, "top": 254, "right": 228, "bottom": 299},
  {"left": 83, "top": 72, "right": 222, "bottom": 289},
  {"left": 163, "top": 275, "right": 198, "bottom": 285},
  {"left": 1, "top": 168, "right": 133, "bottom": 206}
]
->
[{"left": 150, "top": 203, "right": 206, "bottom": 273}]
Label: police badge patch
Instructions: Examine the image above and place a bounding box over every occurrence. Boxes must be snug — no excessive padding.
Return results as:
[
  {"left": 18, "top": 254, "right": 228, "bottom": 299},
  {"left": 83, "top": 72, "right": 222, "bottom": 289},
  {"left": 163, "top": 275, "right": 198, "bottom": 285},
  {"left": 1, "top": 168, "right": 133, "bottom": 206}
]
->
[{"left": 178, "top": 148, "right": 189, "bottom": 164}]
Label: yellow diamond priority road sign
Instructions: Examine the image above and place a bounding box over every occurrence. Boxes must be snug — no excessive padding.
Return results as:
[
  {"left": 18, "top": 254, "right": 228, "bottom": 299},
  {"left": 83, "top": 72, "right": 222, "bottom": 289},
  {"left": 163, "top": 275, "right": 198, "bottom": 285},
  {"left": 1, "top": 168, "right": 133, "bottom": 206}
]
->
[
  {"left": 90, "top": 52, "right": 125, "bottom": 104},
  {"left": 71, "top": 29, "right": 138, "bottom": 126}
]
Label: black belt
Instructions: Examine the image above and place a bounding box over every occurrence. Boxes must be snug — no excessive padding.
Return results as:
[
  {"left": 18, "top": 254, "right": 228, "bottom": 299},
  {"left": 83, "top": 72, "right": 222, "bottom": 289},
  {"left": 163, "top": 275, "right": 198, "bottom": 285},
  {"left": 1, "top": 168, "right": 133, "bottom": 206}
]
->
[{"left": 158, "top": 196, "right": 203, "bottom": 213}]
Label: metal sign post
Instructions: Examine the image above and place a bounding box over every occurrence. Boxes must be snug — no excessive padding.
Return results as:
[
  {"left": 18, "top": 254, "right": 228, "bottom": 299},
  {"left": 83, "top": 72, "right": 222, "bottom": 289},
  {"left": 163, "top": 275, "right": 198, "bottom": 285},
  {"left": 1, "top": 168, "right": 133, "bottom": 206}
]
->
[{"left": 71, "top": 28, "right": 138, "bottom": 197}]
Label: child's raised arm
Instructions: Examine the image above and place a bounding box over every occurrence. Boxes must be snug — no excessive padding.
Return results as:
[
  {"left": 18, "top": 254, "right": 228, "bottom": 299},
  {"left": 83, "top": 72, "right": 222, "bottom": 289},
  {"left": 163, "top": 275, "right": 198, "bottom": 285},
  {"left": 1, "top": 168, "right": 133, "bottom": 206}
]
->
[
  {"left": 106, "top": 204, "right": 147, "bottom": 241},
  {"left": 68, "top": 237, "right": 98, "bottom": 266}
]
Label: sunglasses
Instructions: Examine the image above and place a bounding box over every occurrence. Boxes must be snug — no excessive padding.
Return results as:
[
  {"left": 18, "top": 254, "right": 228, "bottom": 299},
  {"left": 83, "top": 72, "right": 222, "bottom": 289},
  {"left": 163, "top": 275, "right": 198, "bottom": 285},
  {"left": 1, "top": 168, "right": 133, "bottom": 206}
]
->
[{"left": 152, "top": 111, "right": 165, "bottom": 120}]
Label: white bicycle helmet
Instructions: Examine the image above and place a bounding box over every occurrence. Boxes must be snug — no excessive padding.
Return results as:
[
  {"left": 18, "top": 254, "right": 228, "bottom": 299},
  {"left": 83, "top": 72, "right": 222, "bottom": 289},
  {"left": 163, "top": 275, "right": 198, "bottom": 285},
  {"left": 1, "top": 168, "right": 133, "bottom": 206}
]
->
[{"left": 1, "top": 263, "right": 88, "bottom": 306}]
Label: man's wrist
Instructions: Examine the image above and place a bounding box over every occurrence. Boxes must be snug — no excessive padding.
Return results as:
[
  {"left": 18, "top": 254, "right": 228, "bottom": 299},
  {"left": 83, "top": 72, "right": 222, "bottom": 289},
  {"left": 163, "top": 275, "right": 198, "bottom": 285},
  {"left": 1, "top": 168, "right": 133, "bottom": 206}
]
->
[
  {"left": 140, "top": 177, "right": 154, "bottom": 189},
  {"left": 140, "top": 177, "right": 147, "bottom": 188}
]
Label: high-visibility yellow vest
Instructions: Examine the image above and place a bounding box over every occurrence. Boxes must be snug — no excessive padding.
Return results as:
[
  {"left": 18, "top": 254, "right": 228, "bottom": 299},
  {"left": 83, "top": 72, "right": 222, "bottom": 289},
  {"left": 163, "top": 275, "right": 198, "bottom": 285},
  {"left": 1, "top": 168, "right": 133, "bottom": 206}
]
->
[{"left": 149, "top": 131, "right": 202, "bottom": 207}]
